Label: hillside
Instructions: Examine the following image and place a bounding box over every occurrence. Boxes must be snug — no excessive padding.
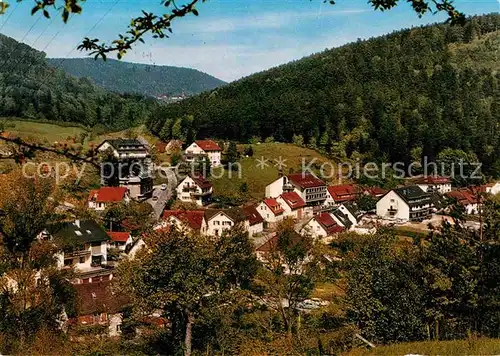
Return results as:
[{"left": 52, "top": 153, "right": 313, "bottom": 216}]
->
[
  {"left": 0, "top": 33, "right": 156, "bottom": 130},
  {"left": 149, "top": 14, "right": 500, "bottom": 177},
  {"left": 47, "top": 58, "right": 226, "bottom": 97}
]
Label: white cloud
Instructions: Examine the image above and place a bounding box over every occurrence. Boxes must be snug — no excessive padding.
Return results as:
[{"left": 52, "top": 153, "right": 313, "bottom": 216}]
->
[{"left": 176, "top": 8, "right": 370, "bottom": 34}]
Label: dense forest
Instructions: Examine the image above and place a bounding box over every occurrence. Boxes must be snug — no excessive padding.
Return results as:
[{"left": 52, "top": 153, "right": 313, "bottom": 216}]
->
[
  {"left": 0, "top": 34, "right": 155, "bottom": 130},
  {"left": 149, "top": 14, "right": 500, "bottom": 177},
  {"left": 47, "top": 58, "right": 226, "bottom": 97}
]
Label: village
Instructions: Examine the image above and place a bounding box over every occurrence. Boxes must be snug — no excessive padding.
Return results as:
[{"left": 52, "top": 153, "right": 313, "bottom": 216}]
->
[{"left": 27, "top": 136, "right": 498, "bottom": 337}]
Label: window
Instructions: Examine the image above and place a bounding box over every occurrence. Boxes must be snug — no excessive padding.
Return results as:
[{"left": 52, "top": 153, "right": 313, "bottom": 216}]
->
[
  {"left": 79, "top": 257, "right": 85, "bottom": 264},
  {"left": 390, "top": 199, "right": 395, "bottom": 203}
]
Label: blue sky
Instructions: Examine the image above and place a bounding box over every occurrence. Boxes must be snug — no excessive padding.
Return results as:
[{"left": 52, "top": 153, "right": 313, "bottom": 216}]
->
[{"left": 0, "top": 0, "right": 498, "bottom": 81}]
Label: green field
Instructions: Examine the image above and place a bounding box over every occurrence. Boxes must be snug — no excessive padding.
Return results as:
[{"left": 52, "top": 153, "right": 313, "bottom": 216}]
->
[
  {"left": 346, "top": 338, "right": 500, "bottom": 355},
  {"left": 0, "top": 118, "right": 87, "bottom": 143}
]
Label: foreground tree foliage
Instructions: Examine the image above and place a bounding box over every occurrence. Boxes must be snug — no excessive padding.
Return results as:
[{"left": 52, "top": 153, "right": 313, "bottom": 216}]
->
[
  {"left": 0, "top": 173, "right": 75, "bottom": 353},
  {"left": 341, "top": 198, "right": 500, "bottom": 345},
  {"left": 115, "top": 225, "right": 258, "bottom": 356}
]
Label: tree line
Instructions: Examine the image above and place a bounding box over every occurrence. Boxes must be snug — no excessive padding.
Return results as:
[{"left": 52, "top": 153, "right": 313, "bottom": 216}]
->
[
  {"left": 149, "top": 14, "right": 500, "bottom": 177},
  {"left": 0, "top": 34, "right": 156, "bottom": 131}
]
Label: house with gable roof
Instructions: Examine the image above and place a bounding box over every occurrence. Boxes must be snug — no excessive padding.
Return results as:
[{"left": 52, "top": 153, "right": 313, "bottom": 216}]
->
[
  {"left": 257, "top": 198, "right": 285, "bottom": 227},
  {"left": 202, "top": 208, "right": 248, "bottom": 237},
  {"left": 176, "top": 174, "right": 213, "bottom": 206},
  {"left": 185, "top": 140, "right": 222, "bottom": 166},
  {"left": 376, "top": 185, "right": 432, "bottom": 222},
  {"left": 242, "top": 205, "right": 264, "bottom": 236},
  {"left": 301, "top": 212, "right": 344, "bottom": 239},
  {"left": 157, "top": 210, "right": 205, "bottom": 234},
  {"left": 88, "top": 187, "right": 130, "bottom": 211},
  {"left": 276, "top": 191, "right": 306, "bottom": 220}
]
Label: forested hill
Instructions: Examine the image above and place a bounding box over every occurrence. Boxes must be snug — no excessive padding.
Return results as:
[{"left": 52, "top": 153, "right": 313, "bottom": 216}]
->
[
  {"left": 150, "top": 14, "right": 500, "bottom": 177},
  {"left": 0, "top": 34, "right": 155, "bottom": 130},
  {"left": 47, "top": 58, "right": 226, "bottom": 97}
]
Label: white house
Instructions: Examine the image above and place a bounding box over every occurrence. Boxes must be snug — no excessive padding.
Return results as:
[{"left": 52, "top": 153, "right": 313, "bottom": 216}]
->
[
  {"left": 300, "top": 213, "right": 344, "bottom": 240},
  {"left": 265, "top": 173, "right": 327, "bottom": 206},
  {"left": 415, "top": 176, "right": 452, "bottom": 194},
  {"left": 202, "top": 209, "right": 248, "bottom": 237},
  {"left": 376, "top": 186, "right": 432, "bottom": 222},
  {"left": 88, "top": 187, "right": 130, "bottom": 211},
  {"left": 106, "top": 231, "right": 133, "bottom": 251},
  {"left": 43, "top": 219, "right": 110, "bottom": 272},
  {"left": 242, "top": 205, "right": 265, "bottom": 237},
  {"left": 176, "top": 175, "right": 213, "bottom": 206},
  {"left": 257, "top": 198, "right": 285, "bottom": 227},
  {"left": 276, "top": 192, "right": 306, "bottom": 220},
  {"left": 184, "top": 140, "right": 222, "bottom": 167}
]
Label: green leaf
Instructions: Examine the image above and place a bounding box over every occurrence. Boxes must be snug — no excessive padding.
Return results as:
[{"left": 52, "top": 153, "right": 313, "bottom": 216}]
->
[{"left": 0, "top": 2, "right": 10, "bottom": 15}]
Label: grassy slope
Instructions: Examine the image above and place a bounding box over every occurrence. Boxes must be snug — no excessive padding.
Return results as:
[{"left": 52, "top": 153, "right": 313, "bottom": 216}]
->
[
  {"left": 1, "top": 118, "right": 86, "bottom": 143},
  {"left": 211, "top": 143, "right": 339, "bottom": 201},
  {"left": 346, "top": 338, "right": 500, "bottom": 355}
]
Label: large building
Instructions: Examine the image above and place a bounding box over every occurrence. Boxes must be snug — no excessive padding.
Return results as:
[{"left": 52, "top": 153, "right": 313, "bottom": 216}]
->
[
  {"left": 265, "top": 173, "right": 327, "bottom": 206},
  {"left": 376, "top": 186, "right": 432, "bottom": 222},
  {"left": 97, "top": 139, "right": 153, "bottom": 199},
  {"left": 184, "top": 140, "right": 222, "bottom": 167}
]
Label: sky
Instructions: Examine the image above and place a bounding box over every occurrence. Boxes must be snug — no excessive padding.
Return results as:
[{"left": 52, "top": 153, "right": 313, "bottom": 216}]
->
[{"left": 0, "top": 0, "right": 498, "bottom": 82}]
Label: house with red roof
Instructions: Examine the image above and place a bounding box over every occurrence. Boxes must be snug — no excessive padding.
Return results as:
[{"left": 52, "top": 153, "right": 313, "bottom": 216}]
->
[
  {"left": 107, "top": 231, "right": 133, "bottom": 251},
  {"left": 176, "top": 175, "right": 213, "bottom": 206},
  {"left": 265, "top": 173, "right": 327, "bottom": 206},
  {"left": 415, "top": 175, "right": 452, "bottom": 194},
  {"left": 257, "top": 198, "right": 285, "bottom": 227},
  {"left": 201, "top": 208, "right": 248, "bottom": 237},
  {"left": 185, "top": 140, "right": 222, "bottom": 166},
  {"left": 445, "top": 189, "right": 481, "bottom": 215},
  {"left": 242, "top": 205, "right": 265, "bottom": 236},
  {"left": 88, "top": 187, "right": 130, "bottom": 211},
  {"left": 157, "top": 210, "right": 205, "bottom": 234},
  {"left": 301, "top": 212, "right": 344, "bottom": 240},
  {"left": 276, "top": 192, "right": 306, "bottom": 220},
  {"left": 325, "top": 184, "right": 362, "bottom": 205}
]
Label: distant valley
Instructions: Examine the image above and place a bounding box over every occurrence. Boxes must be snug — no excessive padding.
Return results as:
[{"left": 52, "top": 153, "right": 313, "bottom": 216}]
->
[{"left": 47, "top": 58, "right": 227, "bottom": 98}]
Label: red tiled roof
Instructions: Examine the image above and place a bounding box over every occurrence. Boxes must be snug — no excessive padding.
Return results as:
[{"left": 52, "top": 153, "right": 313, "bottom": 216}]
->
[
  {"left": 446, "top": 189, "right": 479, "bottom": 205},
  {"left": 416, "top": 175, "right": 451, "bottom": 185},
  {"left": 263, "top": 198, "right": 284, "bottom": 216},
  {"left": 243, "top": 205, "right": 264, "bottom": 226},
  {"left": 107, "top": 231, "right": 130, "bottom": 243},
  {"left": 74, "top": 281, "right": 129, "bottom": 315},
  {"left": 279, "top": 192, "right": 306, "bottom": 210},
  {"left": 190, "top": 175, "right": 212, "bottom": 189},
  {"left": 195, "top": 140, "right": 221, "bottom": 151},
  {"left": 327, "top": 184, "right": 361, "bottom": 203},
  {"left": 314, "top": 213, "right": 344, "bottom": 235},
  {"left": 163, "top": 210, "right": 205, "bottom": 230},
  {"left": 88, "top": 187, "right": 128, "bottom": 203},
  {"left": 363, "top": 186, "right": 388, "bottom": 197},
  {"left": 287, "top": 173, "right": 326, "bottom": 189}
]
